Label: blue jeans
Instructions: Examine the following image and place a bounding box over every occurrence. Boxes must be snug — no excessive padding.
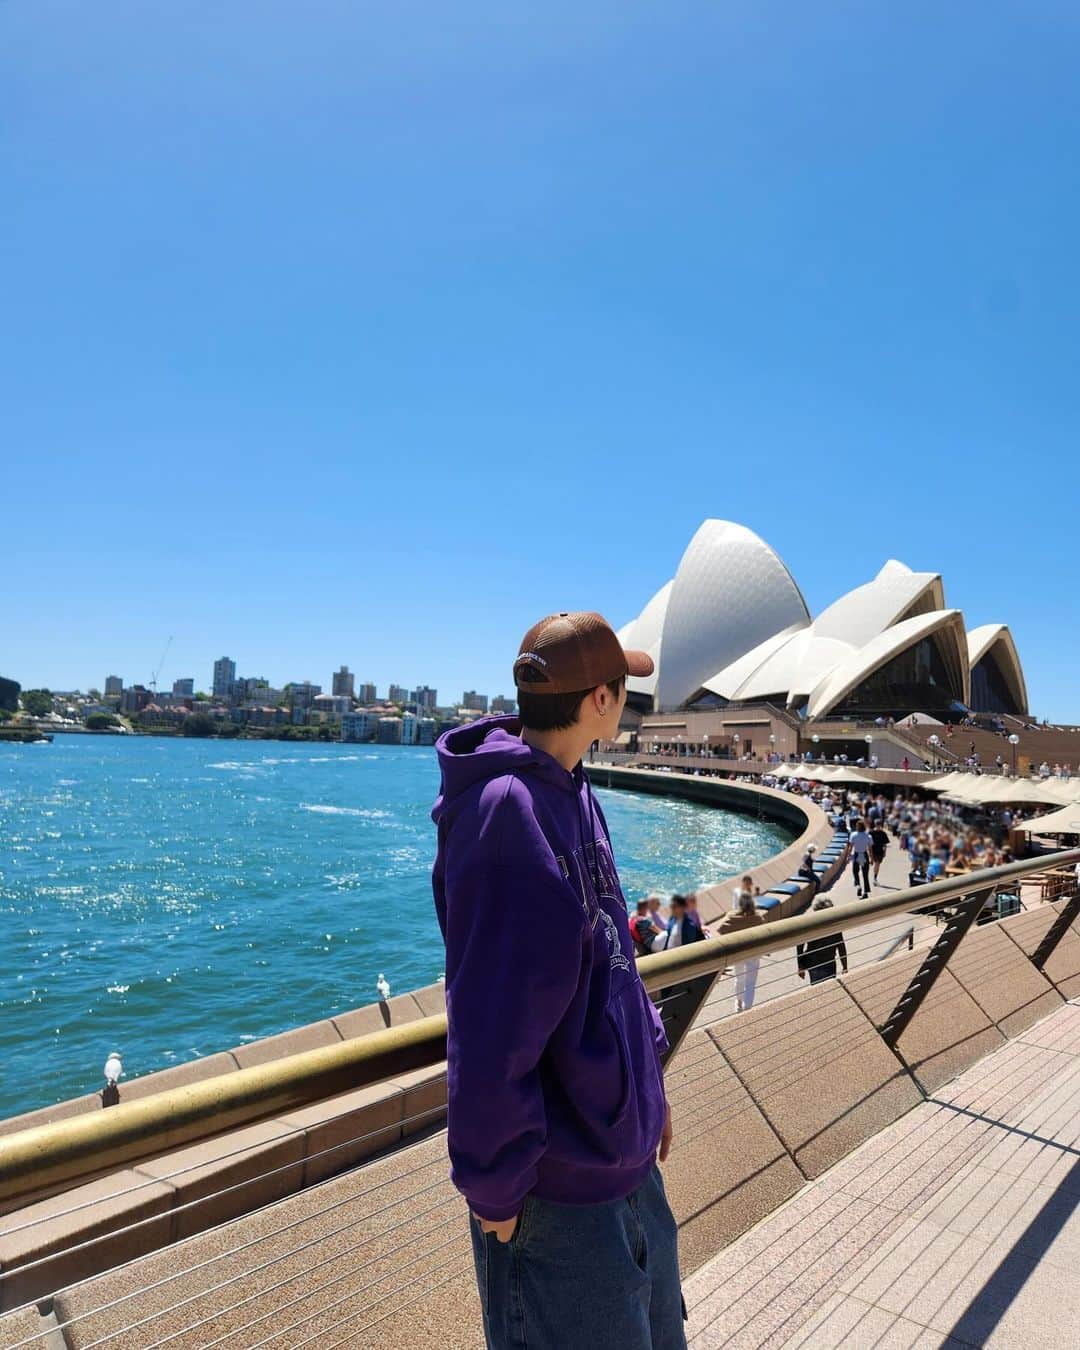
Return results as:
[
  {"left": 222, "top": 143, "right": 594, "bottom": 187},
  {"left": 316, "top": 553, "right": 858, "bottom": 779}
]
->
[{"left": 468, "top": 1164, "right": 687, "bottom": 1349}]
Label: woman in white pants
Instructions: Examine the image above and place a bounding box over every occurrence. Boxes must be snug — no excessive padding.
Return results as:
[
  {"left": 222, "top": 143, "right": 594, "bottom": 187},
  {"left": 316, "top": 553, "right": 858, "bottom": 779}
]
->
[{"left": 716, "top": 891, "right": 767, "bottom": 1012}]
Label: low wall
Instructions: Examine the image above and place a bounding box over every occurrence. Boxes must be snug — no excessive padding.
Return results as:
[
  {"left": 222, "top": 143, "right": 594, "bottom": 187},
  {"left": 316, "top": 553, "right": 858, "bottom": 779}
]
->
[
  {"left": 5, "top": 894, "right": 1078, "bottom": 1342},
  {"left": 588, "top": 763, "right": 838, "bottom": 923}
]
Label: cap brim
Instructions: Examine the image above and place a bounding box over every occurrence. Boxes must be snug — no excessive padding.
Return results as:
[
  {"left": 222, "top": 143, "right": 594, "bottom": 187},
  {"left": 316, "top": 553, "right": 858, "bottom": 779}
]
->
[{"left": 624, "top": 649, "right": 654, "bottom": 678}]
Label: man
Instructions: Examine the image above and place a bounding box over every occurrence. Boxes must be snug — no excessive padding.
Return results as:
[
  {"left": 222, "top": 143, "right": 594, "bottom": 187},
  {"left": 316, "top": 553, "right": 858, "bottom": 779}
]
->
[
  {"left": 666, "top": 893, "right": 704, "bottom": 947},
  {"left": 432, "top": 611, "right": 685, "bottom": 1350},
  {"left": 849, "top": 818, "right": 873, "bottom": 898},
  {"left": 796, "top": 898, "right": 849, "bottom": 983},
  {"left": 869, "top": 819, "right": 890, "bottom": 887}
]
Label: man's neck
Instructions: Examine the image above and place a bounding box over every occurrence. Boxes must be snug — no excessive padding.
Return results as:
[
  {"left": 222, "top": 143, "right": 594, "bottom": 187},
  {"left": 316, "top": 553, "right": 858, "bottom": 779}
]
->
[{"left": 520, "top": 725, "right": 587, "bottom": 774}]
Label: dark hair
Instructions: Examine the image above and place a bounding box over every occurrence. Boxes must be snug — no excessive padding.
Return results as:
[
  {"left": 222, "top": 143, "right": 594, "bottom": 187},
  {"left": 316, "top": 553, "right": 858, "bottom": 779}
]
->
[
  {"left": 516, "top": 673, "right": 624, "bottom": 732},
  {"left": 670, "top": 893, "right": 689, "bottom": 910}
]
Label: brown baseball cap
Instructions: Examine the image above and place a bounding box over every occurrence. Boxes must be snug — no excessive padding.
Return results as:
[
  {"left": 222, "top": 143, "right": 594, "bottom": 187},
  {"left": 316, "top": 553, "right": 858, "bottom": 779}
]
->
[{"left": 513, "top": 611, "right": 654, "bottom": 695}]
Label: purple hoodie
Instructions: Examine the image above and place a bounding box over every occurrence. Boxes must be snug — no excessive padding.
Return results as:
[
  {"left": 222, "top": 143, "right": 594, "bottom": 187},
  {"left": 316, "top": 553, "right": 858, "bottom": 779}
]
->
[{"left": 431, "top": 715, "right": 669, "bottom": 1222}]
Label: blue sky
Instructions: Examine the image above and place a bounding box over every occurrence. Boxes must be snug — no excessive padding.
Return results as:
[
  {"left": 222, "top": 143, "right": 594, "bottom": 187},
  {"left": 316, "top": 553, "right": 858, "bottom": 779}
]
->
[{"left": 3, "top": 2, "right": 1078, "bottom": 716}]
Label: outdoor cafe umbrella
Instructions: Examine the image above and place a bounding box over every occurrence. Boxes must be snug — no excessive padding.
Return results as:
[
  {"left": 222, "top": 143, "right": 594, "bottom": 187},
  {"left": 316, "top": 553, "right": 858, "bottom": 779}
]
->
[
  {"left": 1020, "top": 803, "right": 1080, "bottom": 836},
  {"left": 955, "top": 777, "right": 1074, "bottom": 807},
  {"left": 824, "top": 766, "right": 877, "bottom": 785}
]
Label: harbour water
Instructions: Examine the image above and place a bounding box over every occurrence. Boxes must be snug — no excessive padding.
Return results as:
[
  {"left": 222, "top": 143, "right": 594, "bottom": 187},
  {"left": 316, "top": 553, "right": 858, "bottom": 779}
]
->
[{"left": 0, "top": 737, "right": 792, "bottom": 1119}]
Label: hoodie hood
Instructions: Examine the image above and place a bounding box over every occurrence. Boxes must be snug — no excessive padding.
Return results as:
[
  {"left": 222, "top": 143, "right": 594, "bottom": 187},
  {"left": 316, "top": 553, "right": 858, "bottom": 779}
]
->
[{"left": 432, "top": 714, "right": 582, "bottom": 827}]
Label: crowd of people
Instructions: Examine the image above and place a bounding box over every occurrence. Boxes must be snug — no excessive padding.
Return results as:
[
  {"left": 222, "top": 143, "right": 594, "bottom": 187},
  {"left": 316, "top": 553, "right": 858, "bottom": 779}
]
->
[{"left": 630, "top": 774, "right": 1042, "bottom": 1018}]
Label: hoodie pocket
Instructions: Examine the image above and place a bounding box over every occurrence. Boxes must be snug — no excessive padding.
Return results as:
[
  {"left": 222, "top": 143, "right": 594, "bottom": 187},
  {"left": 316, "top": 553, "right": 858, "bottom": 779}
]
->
[
  {"left": 604, "top": 1005, "right": 633, "bottom": 1126},
  {"left": 603, "top": 981, "right": 667, "bottom": 1163}
]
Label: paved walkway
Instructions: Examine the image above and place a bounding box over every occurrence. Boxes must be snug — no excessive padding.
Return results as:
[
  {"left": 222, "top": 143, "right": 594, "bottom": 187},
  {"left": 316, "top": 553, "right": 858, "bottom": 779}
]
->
[
  {"left": 684, "top": 998, "right": 1080, "bottom": 1348},
  {"left": 698, "top": 837, "right": 936, "bottom": 1027}
]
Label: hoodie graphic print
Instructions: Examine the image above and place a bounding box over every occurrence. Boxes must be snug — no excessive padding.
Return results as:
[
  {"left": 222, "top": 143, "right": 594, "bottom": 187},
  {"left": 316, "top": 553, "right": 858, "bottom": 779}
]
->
[{"left": 431, "top": 716, "right": 668, "bottom": 1221}]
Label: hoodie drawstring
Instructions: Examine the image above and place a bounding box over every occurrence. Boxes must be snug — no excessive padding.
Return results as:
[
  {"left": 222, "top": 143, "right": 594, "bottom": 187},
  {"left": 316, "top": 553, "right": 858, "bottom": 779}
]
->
[{"left": 581, "top": 773, "right": 602, "bottom": 903}]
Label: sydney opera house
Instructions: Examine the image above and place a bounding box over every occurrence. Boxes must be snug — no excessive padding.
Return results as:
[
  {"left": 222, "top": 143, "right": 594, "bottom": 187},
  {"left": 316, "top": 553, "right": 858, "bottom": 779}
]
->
[{"left": 613, "top": 520, "right": 1031, "bottom": 766}]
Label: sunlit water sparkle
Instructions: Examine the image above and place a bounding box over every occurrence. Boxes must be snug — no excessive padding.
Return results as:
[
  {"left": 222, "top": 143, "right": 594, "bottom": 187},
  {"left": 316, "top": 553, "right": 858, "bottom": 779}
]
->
[{"left": 0, "top": 737, "right": 791, "bottom": 1118}]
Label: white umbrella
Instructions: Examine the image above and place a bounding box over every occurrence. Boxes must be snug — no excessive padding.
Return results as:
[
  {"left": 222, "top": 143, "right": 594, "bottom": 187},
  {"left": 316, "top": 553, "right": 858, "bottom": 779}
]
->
[
  {"left": 1020, "top": 804, "right": 1080, "bottom": 835},
  {"left": 943, "top": 777, "right": 1067, "bottom": 807}
]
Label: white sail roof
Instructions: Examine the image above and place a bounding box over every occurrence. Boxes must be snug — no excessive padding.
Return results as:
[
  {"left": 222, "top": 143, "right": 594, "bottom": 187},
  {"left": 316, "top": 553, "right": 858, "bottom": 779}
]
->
[
  {"left": 653, "top": 520, "right": 810, "bottom": 711},
  {"left": 616, "top": 523, "right": 1027, "bottom": 717},
  {"left": 967, "top": 624, "right": 1029, "bottom": 714},
  {"left": 805, "top": 610, "right": 969, "bottom": 722}
]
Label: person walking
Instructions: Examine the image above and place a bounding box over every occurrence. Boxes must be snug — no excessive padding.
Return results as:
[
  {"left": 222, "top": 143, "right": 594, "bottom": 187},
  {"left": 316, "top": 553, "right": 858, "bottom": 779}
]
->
[
  {"left": 432, "top": 611, "right": 685, "bottom": 1350},
  {"left": 869, "top": 820, "right": 890, "bottom": 887},
  {"left": 796, "top": 898, "right": 849, "bottom": 983},
  {"left": 849, "top": 818, "right": 873, "bottom": 898},
  {"left": 716, "top": 891, "right": 766, "bottom": 1011}
]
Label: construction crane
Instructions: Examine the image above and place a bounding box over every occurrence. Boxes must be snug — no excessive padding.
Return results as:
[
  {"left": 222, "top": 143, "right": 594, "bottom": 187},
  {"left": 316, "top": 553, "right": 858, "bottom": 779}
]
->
[{"left": 149, "top": 636, "right": 173, "bottom": 694}]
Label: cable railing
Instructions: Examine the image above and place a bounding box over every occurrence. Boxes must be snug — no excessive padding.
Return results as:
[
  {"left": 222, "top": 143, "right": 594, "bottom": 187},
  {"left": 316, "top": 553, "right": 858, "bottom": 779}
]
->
[
  {"left": 2, "top": 850, "right": 1077, "bottom": 1212},
  {"left": 2, "top": 849, "right": 1079, "bottom": 1341}
]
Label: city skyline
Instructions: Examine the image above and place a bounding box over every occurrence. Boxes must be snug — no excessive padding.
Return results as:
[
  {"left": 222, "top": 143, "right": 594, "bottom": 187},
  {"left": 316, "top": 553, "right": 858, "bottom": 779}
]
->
[
  {"left": 4, "top": 5, "right": 1078, "bottom": 719},
  {"left": 50, "top": 660, "right": 511, "bottom": 712}
]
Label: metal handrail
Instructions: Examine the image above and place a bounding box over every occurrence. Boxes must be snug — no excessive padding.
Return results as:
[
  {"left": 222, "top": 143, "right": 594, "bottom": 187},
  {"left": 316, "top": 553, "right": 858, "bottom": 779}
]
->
[{"left": 1, "top": 848, "right": 1077, "bottom": 1206}]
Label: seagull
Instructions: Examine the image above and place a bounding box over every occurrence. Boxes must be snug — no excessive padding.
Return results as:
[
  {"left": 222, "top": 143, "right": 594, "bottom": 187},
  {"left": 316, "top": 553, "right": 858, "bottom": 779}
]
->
[
  {"left": 376, "top": 973, "right": 391, "bottom": 1002},
  {"left": 104, "top": 1052, "right": 123, "bottom": 1085}
]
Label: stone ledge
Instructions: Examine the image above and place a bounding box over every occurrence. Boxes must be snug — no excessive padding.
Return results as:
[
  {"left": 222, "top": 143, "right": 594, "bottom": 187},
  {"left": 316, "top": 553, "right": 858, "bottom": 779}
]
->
[
  {"left": 0, "top": 1169, "right": 175, "bottom": 1313},
  {"left": 708, "top": 980, "right": 923, "bottom": 1179},
  {"left": 842, "top": 951, "right": 1005, "bottom": 1095}
]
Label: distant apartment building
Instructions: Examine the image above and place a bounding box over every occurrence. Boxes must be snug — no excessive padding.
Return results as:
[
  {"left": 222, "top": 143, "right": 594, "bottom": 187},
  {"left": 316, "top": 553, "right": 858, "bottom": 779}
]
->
[
  {"left": 239, "top": 678, "right": 282, "bottom": 705},
  {"left": 313, "top": 693, "right": 352, "bottom": 720},
  {"left": 463, "top": 691, "right": 489, "bottom": 713},
  {"left": 332, "top": 666, "right": 355, "bottom": 699},
  {"left": 402, "top": 712, "right": 418, "bottom": 745},
  {"left": 212, "top": 657, "right": 236, "bottom": 700},
  {"left": 411, "top": 685, "right": 438, "bottom": 711},
  {"left": 120, "top": 685, "right": 152, "bottom": 714},
  {"left": 104, "top": 675, "right": 123, "bottom": 697},
  {"left": 377, "top": 716, "right": 403, "bottom": 744},
  {"left": 357, "top": 682, "right": 377, "bottom": 705},
  {"left": 238, "top": 705, "right": 289, "bottom": 728},
  {"left": 287, "top": 681, "right": 322, "bottom": 711},
  {"left": 418, "top": 717, "right": 438, "bottom": 746},
  {"left": 387, "top": 683, "right": 409, "bottom": 704},
  {"left": 490, "top": 694, "right": 517, "bottom": 714},
  {"left": 341, "top": 710, "right": 380, "bottom": 743},
  {"left": 172, "top": 678, "right": 195, "bottom": 697}
]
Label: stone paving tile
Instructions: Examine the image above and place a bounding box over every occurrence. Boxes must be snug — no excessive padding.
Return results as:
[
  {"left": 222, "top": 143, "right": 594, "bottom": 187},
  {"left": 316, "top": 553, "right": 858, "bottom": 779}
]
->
[
  {"left": 930, "top": 1038, "right": 1074, "bottom": 1118},
  {"left": 910, "top": 1159, "right": 1080, "bottom": 1263},
  {"left": 687, "top": 1000, "right": 1080, "bottom": 1349},
  {"left": 780, "top": 1291, "right": 965, "bottom": 1349},
  {"left": 685, "top": 1189, "right": 910, "bottom": 1349},
  {"left": 829, "top": 1105, "right": 999, "bottom": 1214},
  {"left": 835, "top": 1210, "right": 1080, "bottom": 1348},
  {"left": 1014, "top": 1000, "right": 1080, "bottom": 1057}
]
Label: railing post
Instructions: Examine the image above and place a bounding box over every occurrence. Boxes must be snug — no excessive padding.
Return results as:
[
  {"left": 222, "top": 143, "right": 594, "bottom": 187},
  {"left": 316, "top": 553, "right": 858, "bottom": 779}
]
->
[
  {"left": 879, "top": 885, "right": 994, "bottom": 1050},
  {"left": 653, "top": 971, "right": 720, "bottom": 1066},
  {"left": 1030, "top": 886, "right": 1080, "bottom": 971}
]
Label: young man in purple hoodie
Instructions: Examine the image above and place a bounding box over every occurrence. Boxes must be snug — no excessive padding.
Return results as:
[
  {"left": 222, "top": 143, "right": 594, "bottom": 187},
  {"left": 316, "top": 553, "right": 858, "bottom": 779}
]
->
[{"left": 432, "top": 612, "right": 686, "bottom": 1350}]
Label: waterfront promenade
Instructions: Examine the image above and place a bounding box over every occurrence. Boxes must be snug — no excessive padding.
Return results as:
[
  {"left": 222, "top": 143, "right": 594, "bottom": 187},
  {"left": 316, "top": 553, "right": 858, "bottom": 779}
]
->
[
  {"left": 3, "top": 767, "right": 1078, "bottom": 1348},
  {"left": 685, "top": 997, "right": 1080, "bottom": 1347}
]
